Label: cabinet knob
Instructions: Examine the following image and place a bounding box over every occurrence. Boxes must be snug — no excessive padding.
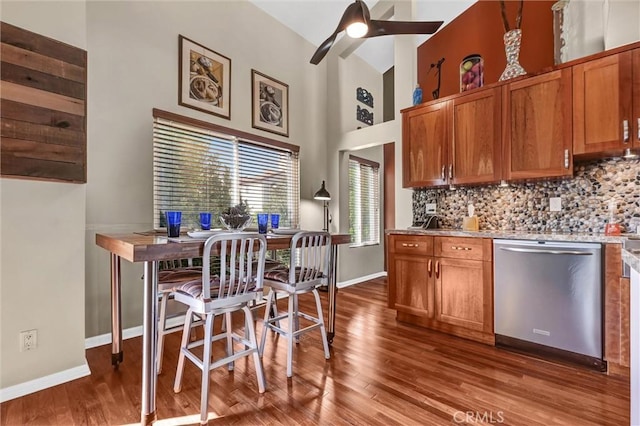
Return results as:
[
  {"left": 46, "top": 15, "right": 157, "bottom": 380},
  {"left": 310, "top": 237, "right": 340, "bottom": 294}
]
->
[
  {"left": 435, "top": 260, "right": 440, "bottom": 278},
  {"left": 451, "top": 246, "right": 472, "bottom": 251},
  {"left": 637, "top": 118, "right": 639, "bottom": 142},
  {"left": 441, "top": 165, "right": 445, "bottom": 181},
  {"left": 402, "top": 243, "right": 418, "bottom": 248},
  {"left": 448, "top": 164, "right": 453, "bottom": 179},
  {"left": 428, "top": 259, "right": 433, "bottom": 275},
  {"left": 564, "top": 149, "right": 569, "bottom": 169},
  {"left": 623, "top": 120, "right": 629, "bottom": 143}
]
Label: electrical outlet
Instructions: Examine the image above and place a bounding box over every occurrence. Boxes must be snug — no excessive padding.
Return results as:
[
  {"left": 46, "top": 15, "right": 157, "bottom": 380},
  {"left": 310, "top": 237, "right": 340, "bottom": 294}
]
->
[
  {"left": 549, "top": 197, "right": 562, "bottom": 212},
  {"left": 20, "top": 329, "right": 37, "bottom": 351},
  {"left": 425, "top": 203, "right": 437, "bottom": 214}
]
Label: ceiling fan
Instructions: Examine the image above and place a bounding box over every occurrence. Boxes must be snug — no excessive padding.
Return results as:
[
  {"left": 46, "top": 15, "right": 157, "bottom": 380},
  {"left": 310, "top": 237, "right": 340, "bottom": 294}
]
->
[{"left": 310, "top": 0, "right": 444, "bottom": 65}]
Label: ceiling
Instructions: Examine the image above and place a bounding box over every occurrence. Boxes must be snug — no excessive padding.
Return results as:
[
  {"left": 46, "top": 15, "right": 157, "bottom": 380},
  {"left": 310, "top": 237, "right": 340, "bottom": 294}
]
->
[{"left": 250, "top": 0, "right": 476, "bottom": 73}]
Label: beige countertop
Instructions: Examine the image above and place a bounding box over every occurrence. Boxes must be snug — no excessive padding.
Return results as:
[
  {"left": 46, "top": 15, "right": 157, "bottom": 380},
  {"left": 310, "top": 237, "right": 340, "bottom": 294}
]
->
[{"left": 386, "top": 228, "right": 634, "bottom": 244}]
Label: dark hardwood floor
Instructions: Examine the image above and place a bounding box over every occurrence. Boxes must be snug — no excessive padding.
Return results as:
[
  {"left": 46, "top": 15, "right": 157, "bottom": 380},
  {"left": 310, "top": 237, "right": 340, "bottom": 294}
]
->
[{"left": 1, "top": 277, "right": 629, "bottom": 425}]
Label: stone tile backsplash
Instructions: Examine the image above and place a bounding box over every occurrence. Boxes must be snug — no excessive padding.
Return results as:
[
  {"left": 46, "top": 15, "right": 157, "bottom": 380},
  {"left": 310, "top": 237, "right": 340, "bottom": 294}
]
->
[{"left": 413, "top": 157, "right": 640, "bottom": 234}]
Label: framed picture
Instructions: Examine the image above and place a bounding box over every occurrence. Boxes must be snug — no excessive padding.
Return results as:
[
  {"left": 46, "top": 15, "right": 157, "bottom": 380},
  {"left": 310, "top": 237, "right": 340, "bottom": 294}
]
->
[
  {"left": 251, "top": 69, "right": 289, "bottom": 137},
  {"left": 179, "top": 35, "right": 231, "bottom": 119}
]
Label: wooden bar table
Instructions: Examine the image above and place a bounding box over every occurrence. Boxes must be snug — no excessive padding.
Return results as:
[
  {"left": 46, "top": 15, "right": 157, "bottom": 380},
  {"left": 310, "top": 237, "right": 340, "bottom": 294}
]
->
[{"left": 95, "top": 231, "right": 350, "bottom": 425}]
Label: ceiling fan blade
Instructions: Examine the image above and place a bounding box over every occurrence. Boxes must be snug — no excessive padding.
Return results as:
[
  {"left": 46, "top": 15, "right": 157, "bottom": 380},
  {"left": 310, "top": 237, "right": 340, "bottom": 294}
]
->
[
  {"left": 365, "top": 20, "right": 444, "bottom": 38},
  {"left": 310, "top": 32, "right": 339, "bottom": 65},
  {"left": 310, "top": 0, "right": 370, "bottom": 64}
]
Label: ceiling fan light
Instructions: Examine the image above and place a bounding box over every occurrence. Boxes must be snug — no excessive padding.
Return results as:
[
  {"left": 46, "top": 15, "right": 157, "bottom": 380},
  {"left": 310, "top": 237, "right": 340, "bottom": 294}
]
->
[{"left": 346, "top": 21, "right": 368, "bottom": 38}]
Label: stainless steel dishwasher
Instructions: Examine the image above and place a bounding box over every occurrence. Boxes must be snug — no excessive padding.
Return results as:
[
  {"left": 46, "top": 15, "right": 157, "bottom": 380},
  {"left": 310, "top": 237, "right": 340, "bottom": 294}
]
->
[{"left": 494, "top": 239, "right": 603, "bottom": 368}]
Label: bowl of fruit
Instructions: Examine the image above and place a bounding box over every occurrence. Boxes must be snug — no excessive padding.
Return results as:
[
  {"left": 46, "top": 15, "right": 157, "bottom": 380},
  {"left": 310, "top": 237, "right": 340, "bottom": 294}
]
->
[{"left": 460, "top": 54, "right": 484, "bottom": 93}]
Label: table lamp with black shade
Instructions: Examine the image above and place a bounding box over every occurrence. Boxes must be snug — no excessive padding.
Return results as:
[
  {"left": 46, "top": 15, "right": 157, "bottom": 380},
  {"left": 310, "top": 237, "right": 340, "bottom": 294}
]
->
[{"left": 313, "top": 180, "right": 331, "bottom": 231}]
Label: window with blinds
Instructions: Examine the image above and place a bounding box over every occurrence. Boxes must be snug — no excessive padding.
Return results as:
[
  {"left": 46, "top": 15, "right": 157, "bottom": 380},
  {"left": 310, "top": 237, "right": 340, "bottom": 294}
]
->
[
  {"left": 348, "top": 155, "right": 380, "bottom": 247},
  {"left": 153, "top": 112, "right": 299, "bottom": 230}
]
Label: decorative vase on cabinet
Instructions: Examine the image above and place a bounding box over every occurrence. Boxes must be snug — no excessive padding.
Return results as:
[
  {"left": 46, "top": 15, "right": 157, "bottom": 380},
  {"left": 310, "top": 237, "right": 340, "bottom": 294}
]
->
[{"left": 499, "top": 29, "right": 527, "bottom": 81}]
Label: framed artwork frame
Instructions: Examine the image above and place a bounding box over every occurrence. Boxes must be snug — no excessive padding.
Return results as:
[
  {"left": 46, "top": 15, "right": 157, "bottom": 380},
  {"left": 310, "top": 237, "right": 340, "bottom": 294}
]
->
[
  {"left": 251, "top": 69, "right": 289, "bottom": 137},
  {"left": 179, "top": 35, "right": 231, "bottom": 119}
]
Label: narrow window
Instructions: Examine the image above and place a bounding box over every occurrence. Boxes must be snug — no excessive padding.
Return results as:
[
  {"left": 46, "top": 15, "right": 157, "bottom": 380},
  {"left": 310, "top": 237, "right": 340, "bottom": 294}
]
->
[{"left": 349, "top": 155, "right": 380, "bottom": 247}]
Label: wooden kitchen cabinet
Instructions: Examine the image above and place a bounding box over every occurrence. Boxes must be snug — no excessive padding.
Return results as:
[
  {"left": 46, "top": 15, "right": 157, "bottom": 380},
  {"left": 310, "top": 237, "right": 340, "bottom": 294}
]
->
[
  {"left": 402, "top": 101, "right": 448, "bottom": 187},
  {"left": 502, "top": 69, "right": 573, "bottom": 179},
  {"left": 433, "top": 237, "right": 494, "bottom": 336},
  {"left": 401, "top": 86, "right": 501, "bottom": 188},
  {"left": 604, "top": 243, "right": 630, "bottom": 377},
  {"left": 388, "top": 233, "right": 494, "bottom": 345},
  {"left": 387, "top": 235, "right": 435, "bottom": 318},
  {"left": 573, "top": 48, "right": 639, "bottom": 156},
  {"left": 401, "top": 42, "right": 640, "bottom": 188},
  {"left": 450, "top": 87, "right": 502, "bottom": 185}
]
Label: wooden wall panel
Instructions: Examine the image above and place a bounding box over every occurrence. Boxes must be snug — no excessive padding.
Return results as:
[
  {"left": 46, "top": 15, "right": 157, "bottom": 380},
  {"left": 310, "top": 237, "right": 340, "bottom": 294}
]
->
[
  {"left": 0, "top": 21, "right": 86, "bottom": 183},
  {"left": 417, "top": 0, "right": 555, "bottom": 101}
]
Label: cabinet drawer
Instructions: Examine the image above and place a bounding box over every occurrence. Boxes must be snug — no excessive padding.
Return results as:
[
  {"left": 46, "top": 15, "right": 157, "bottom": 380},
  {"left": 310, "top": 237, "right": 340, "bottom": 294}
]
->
[
  {"left": 390, "top": 235, "right": 433, "bottom": 255},
  {"left": 435, "top": 237, "right": 487, "bottom": 261}
]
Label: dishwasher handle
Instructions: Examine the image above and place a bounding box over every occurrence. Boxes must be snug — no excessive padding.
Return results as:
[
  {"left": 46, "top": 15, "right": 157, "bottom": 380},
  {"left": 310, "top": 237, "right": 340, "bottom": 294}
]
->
[{"left": 499, "top": 247, "right": 593, "bottom": 256}]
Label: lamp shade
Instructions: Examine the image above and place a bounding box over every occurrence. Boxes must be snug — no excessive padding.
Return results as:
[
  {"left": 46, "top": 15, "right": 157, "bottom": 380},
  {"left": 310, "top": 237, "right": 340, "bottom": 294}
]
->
[
  {"left": 313, "top": 180, "right": 331, "bottom": 200},
  {"left": 346, "top": 21, "right": 368, "bottom": 38}
]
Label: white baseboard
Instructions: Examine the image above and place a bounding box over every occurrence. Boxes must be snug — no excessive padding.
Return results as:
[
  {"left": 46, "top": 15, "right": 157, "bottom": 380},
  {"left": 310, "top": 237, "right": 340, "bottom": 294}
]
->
[
  {"left": 337, "top": 271, "right": 387, "bottom": 289},
  {"left": 84, "top": 293, "right": 292, "bottom": 350},
  {"left": 85, "top": 315, "right": 186, "bottom": 349},
  {"left": 0, "top": 360, "right": 91, "bottom": 403}
]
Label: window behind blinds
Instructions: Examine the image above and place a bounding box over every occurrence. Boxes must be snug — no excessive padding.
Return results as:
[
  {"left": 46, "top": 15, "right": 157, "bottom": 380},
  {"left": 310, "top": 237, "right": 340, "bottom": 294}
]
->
[
  {"left": 153, "top": 115, "right": 299, "bottom": 230},
  {"left": 348, "top": 155, "right": 380, "bottom": 247}
]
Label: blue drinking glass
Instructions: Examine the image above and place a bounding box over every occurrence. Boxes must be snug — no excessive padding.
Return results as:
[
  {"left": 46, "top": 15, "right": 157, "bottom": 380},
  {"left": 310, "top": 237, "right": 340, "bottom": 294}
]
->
[
  {"left": 270, "top": 213, "right": 280, "bottom": 229},
  {"left": 199, "top": 212, "right": 212, "bottom": 230},
  {"left": 257, "top": 213, "right": 268, "bottom": 234},
  {"left": 165, "top": 211, "right": 182, "bottom": 237}
]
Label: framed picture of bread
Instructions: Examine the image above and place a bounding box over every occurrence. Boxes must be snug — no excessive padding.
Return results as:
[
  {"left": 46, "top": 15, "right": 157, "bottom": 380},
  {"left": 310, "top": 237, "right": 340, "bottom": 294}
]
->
[{"left": 179, "top": 35, "right": 231, "bottom": 119}]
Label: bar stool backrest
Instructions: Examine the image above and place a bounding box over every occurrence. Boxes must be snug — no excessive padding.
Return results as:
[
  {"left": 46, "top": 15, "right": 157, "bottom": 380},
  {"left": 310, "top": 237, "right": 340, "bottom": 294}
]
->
[
  {"left": 288, "top": 232, "right": 331, "bottom": 287},
  {"left": 202, "top": 233, "right": 267, "bottom": 301}
]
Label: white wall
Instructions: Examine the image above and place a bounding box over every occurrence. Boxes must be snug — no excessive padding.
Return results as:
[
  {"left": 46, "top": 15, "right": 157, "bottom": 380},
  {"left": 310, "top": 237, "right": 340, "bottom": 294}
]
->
[
  {"left": 338, "top": 53, "right": 383, "bottom": 134},
  {"left": 561, "top": 0, "right": 640, "bottom": 62},
  {"left": 0, "top": 1, "right": 89, "bottom": 393},
  {"left": 329, "top": 0, "right": 416, "bottom": 227},
  {"left": 324, "top": 0, "right": 419, "bottom": 282},
  {"left": 84, "top": 0, "right": 337, "bottom": 337},
  {"left": 0, "top": 0, "right": 407, "bottom": 397},
  {"left": 337, "top": 145, "right": 385, "bottom": 282},
  {"left": 604, "top": 0, "right": 640, "bottom": 50}
]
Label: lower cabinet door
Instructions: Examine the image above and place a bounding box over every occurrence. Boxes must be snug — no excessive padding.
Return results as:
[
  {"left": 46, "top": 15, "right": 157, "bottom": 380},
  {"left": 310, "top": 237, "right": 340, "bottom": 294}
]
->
[
  {"left": 390, "top": 255, "right": 434, "bottom": 318},
  {"left": 434, "top": 257, "right": 492, "bottom": 332}
]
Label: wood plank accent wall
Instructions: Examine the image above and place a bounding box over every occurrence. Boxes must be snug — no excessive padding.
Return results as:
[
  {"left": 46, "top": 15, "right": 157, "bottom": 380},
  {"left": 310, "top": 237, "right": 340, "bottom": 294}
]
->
[{"left": 0, "top": 22, "right": 87, "bottom": 183}]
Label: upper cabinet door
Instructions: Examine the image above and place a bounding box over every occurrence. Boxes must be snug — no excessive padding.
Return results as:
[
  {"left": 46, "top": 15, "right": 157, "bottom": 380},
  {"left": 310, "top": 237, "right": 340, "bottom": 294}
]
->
[
  {"left": 503, "top": 69, "right": 573, "bottom": 180},
  {"left": 450, "top": 87, "right": 502, "bottom": 185},
  {"left": 402, "top": 101, "right": 449, "bottom": 188},
  {"left": 573, "top": 51, "right": 634, "bottom": 155}
]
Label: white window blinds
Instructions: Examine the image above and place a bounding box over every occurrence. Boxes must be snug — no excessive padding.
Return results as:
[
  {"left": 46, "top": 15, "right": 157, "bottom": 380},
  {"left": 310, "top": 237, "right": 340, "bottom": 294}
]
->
[
  {"left": 349, "top": 155, "right": 380, "bottom": 247},
  {"left": 153, "top": 112, "right": 299, "bottom": 230}
]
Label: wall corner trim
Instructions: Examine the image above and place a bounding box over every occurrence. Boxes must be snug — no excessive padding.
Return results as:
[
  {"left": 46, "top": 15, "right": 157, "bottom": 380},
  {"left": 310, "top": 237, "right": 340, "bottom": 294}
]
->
[{"left": 0, "top": 361, "right": 91, "bottom": 403}]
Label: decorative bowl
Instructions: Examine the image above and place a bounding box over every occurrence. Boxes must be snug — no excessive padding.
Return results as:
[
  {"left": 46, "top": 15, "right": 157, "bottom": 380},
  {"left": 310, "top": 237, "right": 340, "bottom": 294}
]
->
[{"left": 220, "top": 214, "right": 252, "bottom": 232}]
